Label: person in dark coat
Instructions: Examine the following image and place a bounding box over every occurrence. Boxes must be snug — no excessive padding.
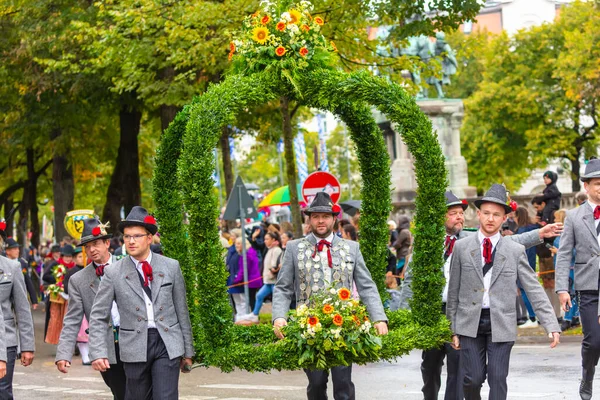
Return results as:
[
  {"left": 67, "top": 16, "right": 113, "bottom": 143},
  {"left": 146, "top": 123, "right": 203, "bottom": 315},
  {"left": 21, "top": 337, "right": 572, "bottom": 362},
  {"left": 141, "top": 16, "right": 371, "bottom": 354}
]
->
[
  {"left": 541, "top": 170, "right": 561, "bottom": 225},
  {"left": 393, "top": 216, "right": 412, "bottom": 276},
  {"left": 4, "top": 238, "right": 38, "bottom": 309}
]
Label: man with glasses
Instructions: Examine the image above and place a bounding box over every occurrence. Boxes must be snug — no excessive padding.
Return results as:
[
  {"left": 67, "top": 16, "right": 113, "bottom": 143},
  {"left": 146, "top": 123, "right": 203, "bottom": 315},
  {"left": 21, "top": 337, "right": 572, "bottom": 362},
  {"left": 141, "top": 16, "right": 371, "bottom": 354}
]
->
[
  {"left": 55, "top": 218, "right": 126, "bottom": 399},
  {"left": 89, "top": 206, "right": 194, "bottom": 400}
]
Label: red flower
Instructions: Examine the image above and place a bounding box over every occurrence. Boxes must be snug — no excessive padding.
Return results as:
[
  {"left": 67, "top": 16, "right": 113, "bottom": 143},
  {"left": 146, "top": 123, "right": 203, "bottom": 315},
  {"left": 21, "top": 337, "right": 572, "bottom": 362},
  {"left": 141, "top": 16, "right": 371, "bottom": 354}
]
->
[
  {"left": 92, "top": 227, "right": 101, "bottom": 236},
  {"left": 307, "top": 316, "right": 319, "bottom": 326},
  {"left": 301, "top": 24, "right": 310, "bottom": 32},
  {"left": 509, "top": 200, "right": 518, "bottom": 212},
  {"left": 275, "top": 46, "right": 286, "bottom": 57},
  {"left": 261, "top": 15, "right": 271, "bottom": 25},
  {"left": 299, "top": 47, "right": 309, "bottom": 57},
  {"left": 332, "top": 204, "right": 341, "bottom": 213},
  {"left": 144, "top": 215, "right": 157, "bottom": 225},
  {"left": 276, "top": 21, "right": 286, "bottom": 31},
  {"left": 338, "top": 288, "right": 351, "bottom": 301},
  {"left": 0, "top": 221, "right": 5, "bottom": 231},
  {"left": 332, "top": 314, "right": 344, "bottom": 326},
  {"left": 461, "top": 199, "right": 468, "bottom": 205}
]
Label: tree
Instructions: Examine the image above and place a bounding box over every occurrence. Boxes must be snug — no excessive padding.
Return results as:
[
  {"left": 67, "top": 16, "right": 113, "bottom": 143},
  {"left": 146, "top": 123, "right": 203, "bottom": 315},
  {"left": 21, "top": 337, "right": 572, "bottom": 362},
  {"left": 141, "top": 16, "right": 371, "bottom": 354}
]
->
[{"left": 460, "top": 1, "right": 600, "bottom": 192}]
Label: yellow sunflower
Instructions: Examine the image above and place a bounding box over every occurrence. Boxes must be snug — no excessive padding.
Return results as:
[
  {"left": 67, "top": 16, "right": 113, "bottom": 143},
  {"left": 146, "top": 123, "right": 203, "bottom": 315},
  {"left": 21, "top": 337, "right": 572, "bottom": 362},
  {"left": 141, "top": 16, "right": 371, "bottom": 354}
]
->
[
  {"left": 252, "top": 26, "right": 269, "bottom": 44},
  {"left": 288, "top": 9, "right": 302, "bottom": 24}
]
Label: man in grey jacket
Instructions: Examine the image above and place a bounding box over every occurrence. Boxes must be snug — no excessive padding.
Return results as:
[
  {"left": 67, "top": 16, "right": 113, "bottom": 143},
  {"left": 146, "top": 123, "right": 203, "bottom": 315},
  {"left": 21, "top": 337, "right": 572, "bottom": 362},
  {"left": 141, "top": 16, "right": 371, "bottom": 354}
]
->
[
  {"left": 273, "top": 192, "right": 387, "bottom": 400},
  {"left": 0, "top": 221, "right": 35, "bottom": 399},
  {"left": 89, "top": 206, "right": 194, "bottom": 400},
  {"left": 556, "top": 158, "right": 600, "bottom": 400},
  {"left": 399, "top": 191, "right": 562, "bottom": 400},
  {"left": 55, "top": 218, "right": 126, "bottom": 399},
  {"left": 447, "top": 184, "right": 560, "bottom": 400}
]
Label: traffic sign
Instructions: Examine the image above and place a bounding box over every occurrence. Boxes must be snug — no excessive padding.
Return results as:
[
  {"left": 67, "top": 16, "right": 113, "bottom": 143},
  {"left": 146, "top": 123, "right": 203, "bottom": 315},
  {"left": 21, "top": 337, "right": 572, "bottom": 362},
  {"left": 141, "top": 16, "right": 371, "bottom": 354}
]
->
[
  {"left": 223, "top": 176, "right": 258, "bottom": 221},
  {"left": 301, "top": 171, "right": 341, "bottom": 204}
]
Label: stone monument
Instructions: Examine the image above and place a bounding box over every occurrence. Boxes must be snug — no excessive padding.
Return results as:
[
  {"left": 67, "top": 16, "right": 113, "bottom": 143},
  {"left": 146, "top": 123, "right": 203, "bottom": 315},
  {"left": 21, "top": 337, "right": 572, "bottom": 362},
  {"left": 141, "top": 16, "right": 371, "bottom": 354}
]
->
[
  {"left": 376, "top": 100, "right": 476, "bottom": 202},
  {"left": 377, "top": 32, "right": 476, "bottom": 202}
]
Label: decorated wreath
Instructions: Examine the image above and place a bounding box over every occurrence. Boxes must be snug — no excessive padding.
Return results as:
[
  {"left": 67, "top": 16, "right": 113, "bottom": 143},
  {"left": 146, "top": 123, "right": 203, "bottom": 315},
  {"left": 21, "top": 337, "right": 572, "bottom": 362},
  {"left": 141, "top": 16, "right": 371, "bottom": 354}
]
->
[{"left": 152, "top": 0, "right": 449, "bottom": 372}]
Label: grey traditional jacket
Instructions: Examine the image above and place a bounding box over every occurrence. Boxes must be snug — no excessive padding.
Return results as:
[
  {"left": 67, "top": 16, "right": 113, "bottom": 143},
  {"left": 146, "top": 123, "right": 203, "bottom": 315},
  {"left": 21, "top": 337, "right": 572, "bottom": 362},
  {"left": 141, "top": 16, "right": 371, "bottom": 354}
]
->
[
  {"left": 446, "top": 234, "right": 559, "bottom": 342},
  {"left": 556, "top": 203, "right": 600, "bottom": 292},
  {"left": 272, "top": 235, "right": 387, "bottom": 323},
  {"left": 89, "top": 253, "right": 194, "bottom": 363},
  {"left": 397, "top": 228, "right": 543, "bottom": 310},
  {"left": 0, "top": 298, "right": 5, "bottom": 361},
  {"left": 55, "top": 257, "right": 118, "bottom": 364},
  {"left": 0, "top": 255, "right": 35, "bottom": 352}
]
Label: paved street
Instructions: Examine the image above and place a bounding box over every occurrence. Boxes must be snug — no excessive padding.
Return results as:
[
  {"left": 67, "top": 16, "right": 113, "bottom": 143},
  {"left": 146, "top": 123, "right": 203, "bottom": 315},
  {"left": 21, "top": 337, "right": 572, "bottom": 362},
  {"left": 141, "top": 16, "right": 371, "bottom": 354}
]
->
[{"left": 14, "top": 308, "right": 588, "bottom": 399}]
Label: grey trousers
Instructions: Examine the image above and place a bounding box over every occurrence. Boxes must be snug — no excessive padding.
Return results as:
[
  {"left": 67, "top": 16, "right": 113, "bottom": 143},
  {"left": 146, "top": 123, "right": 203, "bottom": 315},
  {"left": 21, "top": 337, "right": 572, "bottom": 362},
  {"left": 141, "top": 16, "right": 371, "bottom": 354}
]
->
[
  {"left": 460, "top": 311, "right": 514, "bottom": 400},
  {"left": 122, "top": 329, "right": 180, "bottom": 400},
  {"left": 0, "top": 346, "right": 17, "bottom": 400},
  {"left": 304, "top": 365, "right": 355, "bottom": 400}
]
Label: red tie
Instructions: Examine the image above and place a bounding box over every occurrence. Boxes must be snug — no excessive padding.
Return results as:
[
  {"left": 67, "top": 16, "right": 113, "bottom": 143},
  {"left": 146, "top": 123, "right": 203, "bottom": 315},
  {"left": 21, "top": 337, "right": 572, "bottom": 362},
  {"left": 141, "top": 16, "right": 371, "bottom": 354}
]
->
[
  {"left": 95, "top": 263, "right": 107, "bottom": 277},
  {"left": 313, "top": 240, "right": 333, "bottom": 268},
  {"left": 140, "top": 261, "right": 153, "bottom": 287},
  {"left": 483, "top": 238, "right": 493, "bottom": 264},
  {"left": 444, "top": 235, "right": 456, "bottom": 257},
  {"left": 594, "top": 206, "right": 600, "bottom": 220}
]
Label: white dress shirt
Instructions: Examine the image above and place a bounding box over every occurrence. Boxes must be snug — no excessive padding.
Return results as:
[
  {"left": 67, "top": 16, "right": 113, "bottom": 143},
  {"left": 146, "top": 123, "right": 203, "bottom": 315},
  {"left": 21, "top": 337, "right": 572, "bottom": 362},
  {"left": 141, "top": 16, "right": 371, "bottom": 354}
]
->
[
  {"left": 130, "top": 252, "right": 156, "bottom": 329},
  {"left": 442, "top": 235, "right": 457, "bottom": 303},
  {"left": 98, "top": 256, "right": 121, "bottom": 327},
  {"left": 478, "top": 230, "right": 501, "bottom": 309},
  {"left": 312, "top": 233, "right": 335, "bottom": 285}
]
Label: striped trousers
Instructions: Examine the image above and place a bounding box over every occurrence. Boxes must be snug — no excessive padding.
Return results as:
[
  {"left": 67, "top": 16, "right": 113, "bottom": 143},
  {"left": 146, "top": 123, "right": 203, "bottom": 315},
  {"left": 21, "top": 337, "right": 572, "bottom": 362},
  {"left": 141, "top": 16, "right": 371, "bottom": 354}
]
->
[{"left": 460, "top": 309, "right": 514, "bottom": 400}]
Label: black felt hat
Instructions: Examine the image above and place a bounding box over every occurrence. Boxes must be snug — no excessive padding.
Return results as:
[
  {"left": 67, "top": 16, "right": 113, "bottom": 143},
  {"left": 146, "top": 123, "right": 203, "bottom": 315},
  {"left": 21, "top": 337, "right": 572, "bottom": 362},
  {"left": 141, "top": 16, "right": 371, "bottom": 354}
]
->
[
  {"left": 117, "top": 206, "right": 158, "bottom": 235},
  {"left": 474, "top": 184, "right": 512, "bottom": 214},
  {"left": 61, "top": 245, "right": 75, "bottom": 256},
  {"left": 303, "top": 192, "right": 341, "bottom": 216},
  {"left": 79, "top": 218, "right": 112, "bottom": 246},
  {"left": 445, "top": 191, "right": 468, "bottom": 211},
  {"left": 5, "top": 238, "right": 19, "bottom": 249}
]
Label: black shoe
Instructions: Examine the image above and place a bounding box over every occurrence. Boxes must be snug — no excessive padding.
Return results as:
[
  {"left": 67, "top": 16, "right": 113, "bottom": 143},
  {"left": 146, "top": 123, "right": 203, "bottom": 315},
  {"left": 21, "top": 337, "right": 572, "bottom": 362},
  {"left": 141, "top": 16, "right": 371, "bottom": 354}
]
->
[
  {"left": 561, "top": 319, "right": 572, "bottom": 331},
  {"left": 580, "top": 380, "right": 593, "bottom": 400},
  {"left": 572, "top": 317, "right": 581, "bottom": 327},
  {"left": 517, "top": 318, "right": 528, "bottom": 326}
]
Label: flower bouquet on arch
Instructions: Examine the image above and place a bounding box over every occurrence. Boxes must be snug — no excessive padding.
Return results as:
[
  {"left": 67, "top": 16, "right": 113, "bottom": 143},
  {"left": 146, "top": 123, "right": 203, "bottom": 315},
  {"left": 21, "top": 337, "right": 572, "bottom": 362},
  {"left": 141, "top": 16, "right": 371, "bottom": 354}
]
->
[{"left": 284, "top": 286, "right": 382, "bottom": 369}]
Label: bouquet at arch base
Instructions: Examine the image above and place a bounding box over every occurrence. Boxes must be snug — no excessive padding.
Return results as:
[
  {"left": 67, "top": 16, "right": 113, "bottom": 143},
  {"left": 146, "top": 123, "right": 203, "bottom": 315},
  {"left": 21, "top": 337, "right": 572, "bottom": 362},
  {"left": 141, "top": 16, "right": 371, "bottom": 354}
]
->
[{"left": 284, "top": 286, "right": 382, "bottom": 369}]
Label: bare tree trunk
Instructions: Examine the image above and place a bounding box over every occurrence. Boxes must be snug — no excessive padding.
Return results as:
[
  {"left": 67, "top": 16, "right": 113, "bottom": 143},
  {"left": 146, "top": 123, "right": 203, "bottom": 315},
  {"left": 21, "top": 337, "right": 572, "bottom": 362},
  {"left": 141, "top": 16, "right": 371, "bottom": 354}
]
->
[
  {"left": 159, "top": 67, "right": 180, "bottom": 133},
  {"left": 570, "top": 155, "right": 581, "bottom": 193},
  {"left": 27, "top": 148, "right": 41, "bottom": 248},
  {"left": 220, "top": 126, "right": 235, "bottom": 198},
  {"left": 3, "top": 198, "right": 14, "bottom": 238},
  {"left": 51, "top": 128, "right": 74, "bottom": 242},
  {"left": 102, "top": 100, "right": 142, "bottom": 230},
  {"left": 280, "top": 96, "right": 303, "bottom": 238}
]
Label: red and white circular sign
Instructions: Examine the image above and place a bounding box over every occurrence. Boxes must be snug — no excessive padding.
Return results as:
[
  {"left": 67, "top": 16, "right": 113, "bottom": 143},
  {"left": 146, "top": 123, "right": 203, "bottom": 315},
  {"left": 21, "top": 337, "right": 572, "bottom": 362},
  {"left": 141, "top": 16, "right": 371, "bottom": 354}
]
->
[{"left": 302, "top": 171, "right": 341, "bottom": 204}]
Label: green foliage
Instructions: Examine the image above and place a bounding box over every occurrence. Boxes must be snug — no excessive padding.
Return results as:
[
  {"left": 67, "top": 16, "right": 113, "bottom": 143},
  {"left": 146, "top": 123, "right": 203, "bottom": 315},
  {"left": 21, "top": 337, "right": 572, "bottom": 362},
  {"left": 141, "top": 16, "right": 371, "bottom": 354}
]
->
[
  {"left": 460, "top": 0, "right": 600, "bottom": 192},
  {"left": 153, "top": 62, "right": 447, "bottom": 370}
]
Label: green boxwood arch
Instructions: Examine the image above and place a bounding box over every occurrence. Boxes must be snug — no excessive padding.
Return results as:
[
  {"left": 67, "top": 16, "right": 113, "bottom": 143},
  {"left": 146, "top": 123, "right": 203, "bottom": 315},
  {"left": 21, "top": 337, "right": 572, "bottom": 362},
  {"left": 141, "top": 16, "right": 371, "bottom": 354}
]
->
[{"left": 152, "top": 68, "right": 450, "bottom": 372}]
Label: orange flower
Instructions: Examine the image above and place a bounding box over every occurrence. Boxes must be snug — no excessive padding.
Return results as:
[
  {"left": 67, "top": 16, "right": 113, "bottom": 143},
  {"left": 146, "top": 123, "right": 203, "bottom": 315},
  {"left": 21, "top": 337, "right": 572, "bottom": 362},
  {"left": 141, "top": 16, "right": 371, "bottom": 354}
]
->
[
  {"left": 229, "top": 42, "right": 236, "bottom": 52},
  {"left": 301, "top": 24, "right": 310, "bottom": 32},
  {"left": 299, "top": 47, "right": 309, "bottom": 57},
  {"left": 276, "top": 21, "right": 286, "bottom": 31},
  {"left": 275, "top": 46, "right": 286, "bottom": 57},
  {"left": 338, "top": 288, "right": 351, "bottom": 301},
  {"left": 307, "top": 316, "right": 319, "bottom": 326},
  {"left": 322, "top": 304, "right": 334, "bottom": 314},
  {"left": 352, "top": 315, "right": 361, "bottom": 326},
  {"left": 333, "top": 314, "right": 344, "bottom": 326},
  {"left": 261, "top": 15, "right": 271, "bottom": 25},
  {"left": 314, "top": 16, "right": 324, "bottom": 25},
  {"left": 228, "top": 51, "right": 234, "bottom": 61},
  {"left": 330, "top": 41, "right": 338, "bottom": 52},
  {"left": 251, "top": 11, "right": 259, "bottom": 18}
]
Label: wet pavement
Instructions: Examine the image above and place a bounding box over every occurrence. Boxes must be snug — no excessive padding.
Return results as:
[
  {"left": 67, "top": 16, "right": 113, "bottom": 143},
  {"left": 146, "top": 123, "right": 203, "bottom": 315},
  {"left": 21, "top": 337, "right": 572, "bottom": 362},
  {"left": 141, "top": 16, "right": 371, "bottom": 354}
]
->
[{"left": 12, "top": 308, "right": 588, "bottom": 399}]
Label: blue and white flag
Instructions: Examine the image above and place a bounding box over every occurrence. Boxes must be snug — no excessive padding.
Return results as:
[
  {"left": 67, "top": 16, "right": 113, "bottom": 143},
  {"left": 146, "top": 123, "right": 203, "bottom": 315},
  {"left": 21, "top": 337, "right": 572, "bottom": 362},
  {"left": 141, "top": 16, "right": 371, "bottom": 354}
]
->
[
  {"left": 317, "top": 114, "right": 329, "bottom": 172},
  {"left": 277, "top": 138, "right": 284, "bottom": 154},
  {"left": 294, "top": 131, "right": 309, "bottom": 184},
  {"left": 212, "top": 148, "right": 220, "bottom": 187}
]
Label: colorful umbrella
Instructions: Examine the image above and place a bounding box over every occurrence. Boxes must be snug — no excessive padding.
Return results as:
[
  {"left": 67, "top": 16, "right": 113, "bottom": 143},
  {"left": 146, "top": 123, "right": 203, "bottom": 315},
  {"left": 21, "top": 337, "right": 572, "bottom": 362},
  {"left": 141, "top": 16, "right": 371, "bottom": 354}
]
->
[{"left": 258, "top": 184, "right": 303, "bottom": 208}]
